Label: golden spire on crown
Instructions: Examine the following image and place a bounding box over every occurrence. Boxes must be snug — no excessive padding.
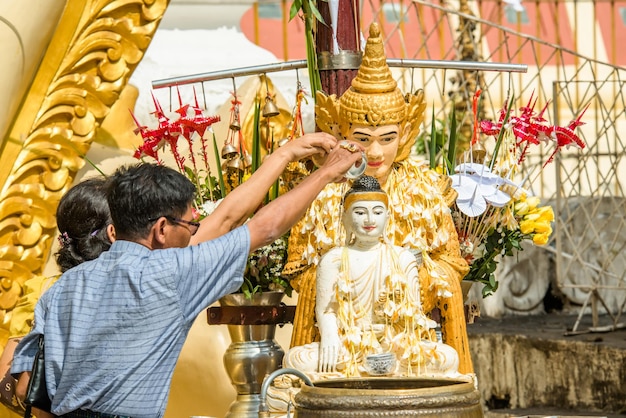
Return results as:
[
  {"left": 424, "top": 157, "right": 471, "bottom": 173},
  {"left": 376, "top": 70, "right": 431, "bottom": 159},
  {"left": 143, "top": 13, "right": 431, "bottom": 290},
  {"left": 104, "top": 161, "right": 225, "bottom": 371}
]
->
[
  {"left": 339, "top": 23, "right": 406, "bottom": 127},
  {"left": 315, "top": 23, "right": 426, "bottom": 162}
]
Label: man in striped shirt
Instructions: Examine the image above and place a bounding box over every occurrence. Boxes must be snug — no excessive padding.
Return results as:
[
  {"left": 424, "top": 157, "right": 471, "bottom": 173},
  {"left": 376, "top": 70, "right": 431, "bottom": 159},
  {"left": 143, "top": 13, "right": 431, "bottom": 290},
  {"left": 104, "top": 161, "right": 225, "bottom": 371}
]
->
[{"left": 12, "top": 132, "right": 362, "bottom": 418}]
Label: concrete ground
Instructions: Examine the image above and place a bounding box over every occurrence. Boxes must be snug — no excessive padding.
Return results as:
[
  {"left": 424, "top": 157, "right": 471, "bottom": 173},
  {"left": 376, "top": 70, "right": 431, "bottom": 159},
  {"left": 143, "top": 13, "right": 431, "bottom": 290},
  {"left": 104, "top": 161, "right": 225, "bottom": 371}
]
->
[
  {"left": 467, "top": 312, "right": 626, "bottom": 350},
  {"left": 466, "top": 312, "right": 626, "bottom": 417}
]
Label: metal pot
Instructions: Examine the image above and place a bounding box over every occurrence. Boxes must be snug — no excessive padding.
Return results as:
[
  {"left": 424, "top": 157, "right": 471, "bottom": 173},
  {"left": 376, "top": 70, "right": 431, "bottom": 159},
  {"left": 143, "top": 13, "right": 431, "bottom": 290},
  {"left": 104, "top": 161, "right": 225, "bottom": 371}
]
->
[
  {"left": 294, "top": 377, "right": 483, "bottom": 417},
  {"left": 220, "top": 291, "right": 285, "bottom": 418}
]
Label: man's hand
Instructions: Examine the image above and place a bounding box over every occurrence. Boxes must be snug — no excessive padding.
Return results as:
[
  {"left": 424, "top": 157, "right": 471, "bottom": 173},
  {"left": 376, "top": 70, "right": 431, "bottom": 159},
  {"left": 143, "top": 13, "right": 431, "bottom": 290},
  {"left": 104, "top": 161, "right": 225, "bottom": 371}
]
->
[
  {"left": 316, "top": 140, "right": 364, "bottom": 183},
  {"left": 277, "top": 132, "right": 337, "bottom": 162}
]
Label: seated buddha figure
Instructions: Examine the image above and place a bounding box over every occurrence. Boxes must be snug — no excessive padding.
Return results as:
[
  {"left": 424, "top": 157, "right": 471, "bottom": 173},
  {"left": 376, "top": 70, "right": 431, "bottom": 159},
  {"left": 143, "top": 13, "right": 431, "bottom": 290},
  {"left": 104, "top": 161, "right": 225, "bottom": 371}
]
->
[
  {"left": 284, "top": 22, "right": 473, "bottom": 374},
  {"left": 284, "top": 176, "right": 459, "bottom": 378}
]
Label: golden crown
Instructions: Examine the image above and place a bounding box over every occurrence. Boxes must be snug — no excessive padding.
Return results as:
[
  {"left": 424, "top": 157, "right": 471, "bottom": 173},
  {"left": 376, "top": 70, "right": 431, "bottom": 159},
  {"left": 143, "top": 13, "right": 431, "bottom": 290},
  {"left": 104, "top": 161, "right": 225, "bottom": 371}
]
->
[
  {"left": 339, "top": 23, "right": 406, "bottom": 127},
  {"left": 316, "top": 23, "right": 426, "bottom": 162}
]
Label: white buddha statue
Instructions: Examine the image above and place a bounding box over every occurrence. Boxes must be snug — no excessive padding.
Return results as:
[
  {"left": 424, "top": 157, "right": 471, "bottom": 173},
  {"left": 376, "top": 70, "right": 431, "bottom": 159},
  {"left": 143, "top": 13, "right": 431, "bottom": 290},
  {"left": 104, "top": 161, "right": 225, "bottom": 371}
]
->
[{"left": 284, "top": 176, "right": 459, "bottom": 379}]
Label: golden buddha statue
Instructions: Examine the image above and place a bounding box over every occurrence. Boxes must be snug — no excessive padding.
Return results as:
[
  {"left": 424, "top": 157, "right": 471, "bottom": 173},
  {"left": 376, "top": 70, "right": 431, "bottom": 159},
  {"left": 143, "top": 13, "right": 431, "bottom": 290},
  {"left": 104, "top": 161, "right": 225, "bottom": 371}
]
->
[{"left": 284, "top": 22, "right": 473, "bottom": 374}]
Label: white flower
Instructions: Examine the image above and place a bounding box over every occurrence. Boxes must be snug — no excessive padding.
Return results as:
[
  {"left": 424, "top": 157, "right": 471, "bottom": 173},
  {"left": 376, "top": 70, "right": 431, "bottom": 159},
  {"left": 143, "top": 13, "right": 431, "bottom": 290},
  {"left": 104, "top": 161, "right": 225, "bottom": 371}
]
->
[{"left": 200, "top": 198, "right": 223, "bottom": 216}]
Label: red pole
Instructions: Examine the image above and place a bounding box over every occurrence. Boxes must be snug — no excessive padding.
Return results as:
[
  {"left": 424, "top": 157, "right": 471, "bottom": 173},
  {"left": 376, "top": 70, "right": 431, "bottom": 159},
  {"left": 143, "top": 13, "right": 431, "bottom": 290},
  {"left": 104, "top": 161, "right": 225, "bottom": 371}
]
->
[{"left": 315, "top": 0, "right": 361, "bottom": 97}]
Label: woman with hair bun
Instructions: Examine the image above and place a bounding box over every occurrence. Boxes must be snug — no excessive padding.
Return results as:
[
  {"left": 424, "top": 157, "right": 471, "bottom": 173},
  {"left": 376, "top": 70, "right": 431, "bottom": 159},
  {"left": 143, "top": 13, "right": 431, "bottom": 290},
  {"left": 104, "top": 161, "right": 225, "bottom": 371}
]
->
[
  {"left": 55, "top": 177, "right": 115, "bottom": 272},
  {"left": 0, "top": 177, "right": 115, "bottom": 417}
]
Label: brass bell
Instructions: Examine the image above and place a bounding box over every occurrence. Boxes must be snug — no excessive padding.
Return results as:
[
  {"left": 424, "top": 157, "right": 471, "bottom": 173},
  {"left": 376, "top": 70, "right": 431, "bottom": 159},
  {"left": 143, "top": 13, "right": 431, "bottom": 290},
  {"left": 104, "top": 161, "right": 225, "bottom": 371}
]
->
[
  {"left": 465, "top": 142, "right": 487, "bottom": 164},
  {"left": 242, "top": 152, "right": 253, "bottom": 168},
  {"left": 262, "top": 96, "right": 280, "bottom": 118},
  {"left": 227, "top": 156, "right": 243, "bottom": 171},
  {"left": 221, "top": 143, "right": 239, "bottom": 160},
  {"left": 229, "top": 119, "right": 241, "bottom": 131},
  {"left": 277, "top": 138, "right": 290, "bottom": 148}
]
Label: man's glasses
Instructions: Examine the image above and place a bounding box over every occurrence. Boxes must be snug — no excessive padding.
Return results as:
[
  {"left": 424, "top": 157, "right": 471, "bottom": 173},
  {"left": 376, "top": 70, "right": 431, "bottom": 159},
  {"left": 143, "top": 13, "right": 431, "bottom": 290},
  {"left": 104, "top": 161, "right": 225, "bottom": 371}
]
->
[{"left": 151, "top": 215, "right": 201, "bottom": 236}]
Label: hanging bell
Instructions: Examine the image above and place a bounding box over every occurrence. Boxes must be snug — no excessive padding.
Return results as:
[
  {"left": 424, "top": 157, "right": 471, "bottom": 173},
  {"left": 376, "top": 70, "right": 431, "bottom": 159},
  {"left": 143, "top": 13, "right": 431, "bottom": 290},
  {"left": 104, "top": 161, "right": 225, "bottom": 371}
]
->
[
  {"left": 227, "top": 156, "right": 243, "bottom": 171},
  {"left": 242, "top": 152, "right": 253, "bottom": 168},
  {"left": 465, "top": 142, "right": 487, "bottom": 165},
  {"left": 262, "top": 96, "right": 280, "bottom": 118},
  {"left": 229, "top": 119, "right": 241, "bottom": 131},
  {"left": 277, "top": 138, "right": 290, "bottom": 148},
  {"left": 221, "top": 143, "right": 239, "bottom": 160}
]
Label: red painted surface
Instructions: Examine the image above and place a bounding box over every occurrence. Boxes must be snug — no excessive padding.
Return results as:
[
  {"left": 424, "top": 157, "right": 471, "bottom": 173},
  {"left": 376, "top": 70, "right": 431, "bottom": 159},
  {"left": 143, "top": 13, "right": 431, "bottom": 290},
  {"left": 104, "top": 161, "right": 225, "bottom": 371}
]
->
[
  {"left": 239, "top": 2, "right": 458, "bottom": 61},
  {"left": 596, "top": 2, "right": 626, "bottom": 66},
  {"left": 239, "top": 1, "right": 617, "bottom": 67},
  {"left": 480, "top": 1, "right": 576, "bottom": 66}
]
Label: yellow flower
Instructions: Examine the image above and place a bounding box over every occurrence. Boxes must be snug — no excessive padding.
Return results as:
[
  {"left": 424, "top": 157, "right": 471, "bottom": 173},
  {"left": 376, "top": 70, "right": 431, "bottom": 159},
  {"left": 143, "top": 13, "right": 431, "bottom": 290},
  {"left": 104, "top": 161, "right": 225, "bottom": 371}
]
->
[
  {"left": 519, "top": 220, "right": 535, "bottom": 235},
  {"left": 533, "top": 231, "right": 551, "bottom": 246},
  {"left": 532, "top": 221, "right": 552, "bottom": 234},
  {"left": 536, "top": 205, "right": 555, "bottom": 223},
  {"left": 514, "top": 200, "right": 529, "bottom": 216},
  {"left": 526, "top": 196, "right": 541, "bottom": 209}
]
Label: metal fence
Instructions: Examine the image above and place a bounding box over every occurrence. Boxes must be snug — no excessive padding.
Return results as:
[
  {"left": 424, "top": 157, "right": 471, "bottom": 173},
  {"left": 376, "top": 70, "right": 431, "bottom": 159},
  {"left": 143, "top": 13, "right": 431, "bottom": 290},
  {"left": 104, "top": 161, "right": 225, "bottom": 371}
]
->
[
  {"left": 310, "top": 0, "right": 626, "bottom": 331},
  {"left": 159, "top": 0, "right": 626, "bottom": 331}
]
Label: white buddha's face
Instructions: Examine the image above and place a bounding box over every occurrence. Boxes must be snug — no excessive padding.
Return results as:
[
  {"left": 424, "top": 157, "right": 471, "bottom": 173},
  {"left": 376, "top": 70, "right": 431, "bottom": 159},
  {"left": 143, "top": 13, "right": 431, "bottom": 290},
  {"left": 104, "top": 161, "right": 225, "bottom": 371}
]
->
[
  {"left": 346, "top": 200, "right": 388, "bottom": 243},
  {"left": 349, "top": 124, "right": 401, "bottom": 185}
]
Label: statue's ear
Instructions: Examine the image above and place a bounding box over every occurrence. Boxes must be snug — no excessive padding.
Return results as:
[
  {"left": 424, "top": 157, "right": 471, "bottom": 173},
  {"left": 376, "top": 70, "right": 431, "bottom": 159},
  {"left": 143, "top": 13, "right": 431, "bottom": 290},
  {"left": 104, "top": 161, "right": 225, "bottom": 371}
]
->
[
  {"left": 396, "top": 90, "right": 426, "bottom": 162},
  {"left": 315, "top": 90, "right": 342, "bottom": 140},
  {"left": 398, "top": 124, "right": 412, "bottom": 148},
  {"left": 395, "top": 121, "right": 415, "bottom": 162}
]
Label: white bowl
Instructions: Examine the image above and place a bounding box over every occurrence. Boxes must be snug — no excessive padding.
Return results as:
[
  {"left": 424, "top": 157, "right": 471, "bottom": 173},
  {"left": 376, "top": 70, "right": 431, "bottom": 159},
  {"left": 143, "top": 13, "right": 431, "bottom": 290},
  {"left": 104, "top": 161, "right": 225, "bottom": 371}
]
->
[{"left": 364, "top": 352, "right": 396, "bottom": 376}]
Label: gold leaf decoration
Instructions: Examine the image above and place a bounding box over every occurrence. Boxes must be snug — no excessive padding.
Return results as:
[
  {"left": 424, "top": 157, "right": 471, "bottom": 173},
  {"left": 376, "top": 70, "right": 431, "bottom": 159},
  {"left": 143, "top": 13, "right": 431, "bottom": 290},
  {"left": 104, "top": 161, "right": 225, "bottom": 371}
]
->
[{"left": 0, "top": 0, "right": 169, "bottom": 341}]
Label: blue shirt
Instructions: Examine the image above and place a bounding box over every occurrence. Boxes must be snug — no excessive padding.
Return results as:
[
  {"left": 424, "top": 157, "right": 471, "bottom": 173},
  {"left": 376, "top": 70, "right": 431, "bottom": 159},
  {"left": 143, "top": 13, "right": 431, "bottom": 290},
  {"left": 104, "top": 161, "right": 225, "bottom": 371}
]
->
[{"left": 12, "top": 226, "right": 249, "bottom": 418}]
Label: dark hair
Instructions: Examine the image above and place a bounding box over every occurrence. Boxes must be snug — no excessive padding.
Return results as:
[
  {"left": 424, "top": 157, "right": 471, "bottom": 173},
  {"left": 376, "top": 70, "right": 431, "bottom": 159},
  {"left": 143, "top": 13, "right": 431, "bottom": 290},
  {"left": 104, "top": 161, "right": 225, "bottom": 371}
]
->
[
  {"left": 55, "top": 177, "right": 113, "bottom": 272},
  {"left": 342, "top": 175, "right": 388, "bottom": 210},
  {"left": 106, "top": 163, "right": 196, "bottom": 239},
  {"left": 346, "top": 175, "right": 383, "bottom": 194}
]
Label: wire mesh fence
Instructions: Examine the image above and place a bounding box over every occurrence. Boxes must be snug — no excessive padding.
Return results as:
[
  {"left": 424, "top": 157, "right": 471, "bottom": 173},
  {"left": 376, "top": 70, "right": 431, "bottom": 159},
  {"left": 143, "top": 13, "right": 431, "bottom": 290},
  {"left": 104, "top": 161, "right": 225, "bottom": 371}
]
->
[
  {"left": 361, "top": 0, "right": 626, "bottom": 330},
  {"left": 156, "top": 0, "right": 626, "bottom": 331}
]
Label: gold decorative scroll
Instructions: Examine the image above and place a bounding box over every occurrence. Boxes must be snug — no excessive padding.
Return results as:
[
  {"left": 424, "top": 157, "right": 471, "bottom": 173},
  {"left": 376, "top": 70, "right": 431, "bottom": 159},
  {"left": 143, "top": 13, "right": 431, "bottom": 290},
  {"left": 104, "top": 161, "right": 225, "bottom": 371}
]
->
[{"left": 0, "top": 0, "right": 170, "bottom": 341}]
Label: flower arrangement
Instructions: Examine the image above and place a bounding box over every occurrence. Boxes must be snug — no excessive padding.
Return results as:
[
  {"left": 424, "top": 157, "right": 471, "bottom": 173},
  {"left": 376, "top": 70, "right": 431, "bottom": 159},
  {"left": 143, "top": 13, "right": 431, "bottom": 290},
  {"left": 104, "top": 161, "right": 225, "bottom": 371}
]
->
[
  {"left": 429, "top": 91, "right": 587, "bottom": 296},
  {"left": 243, "top": 234, "right": 291, "bottom": 297},
  {"left": 131, "top": 87, "right": 308, "bottom": 298}
]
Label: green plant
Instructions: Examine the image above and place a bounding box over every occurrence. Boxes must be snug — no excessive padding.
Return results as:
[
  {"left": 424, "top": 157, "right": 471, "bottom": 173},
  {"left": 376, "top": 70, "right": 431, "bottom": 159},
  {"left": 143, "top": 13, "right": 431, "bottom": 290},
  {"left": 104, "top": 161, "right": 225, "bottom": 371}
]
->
[
  {"left": 428, "top": 94, "right": 563, "bottom": 297},
  {"left": 241, "top": 234, "right": 291, "bottom": 298},
  {"left": 289, "top": 0, "right": 324, "bottom": 97},
  {"left": 133, "top": 94, "right": 295, "bottom": 298}
]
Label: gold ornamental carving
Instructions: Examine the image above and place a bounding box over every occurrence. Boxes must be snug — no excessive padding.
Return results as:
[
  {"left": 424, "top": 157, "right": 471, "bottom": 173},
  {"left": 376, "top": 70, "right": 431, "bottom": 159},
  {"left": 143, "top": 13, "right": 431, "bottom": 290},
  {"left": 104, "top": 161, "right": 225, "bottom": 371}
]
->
[{"left": 0, "top": 0, "right": 170, "bottom": 344}]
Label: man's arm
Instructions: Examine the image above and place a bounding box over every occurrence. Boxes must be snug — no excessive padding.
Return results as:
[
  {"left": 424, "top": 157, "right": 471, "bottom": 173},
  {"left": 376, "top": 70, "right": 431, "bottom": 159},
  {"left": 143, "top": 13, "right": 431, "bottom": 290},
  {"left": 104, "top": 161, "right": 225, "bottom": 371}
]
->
[
  {"left": 191, "top": 132, "right": 339, "bottom": 244},
  {"left": 246, "top": 145, "right": 361, "bottom": 251}
]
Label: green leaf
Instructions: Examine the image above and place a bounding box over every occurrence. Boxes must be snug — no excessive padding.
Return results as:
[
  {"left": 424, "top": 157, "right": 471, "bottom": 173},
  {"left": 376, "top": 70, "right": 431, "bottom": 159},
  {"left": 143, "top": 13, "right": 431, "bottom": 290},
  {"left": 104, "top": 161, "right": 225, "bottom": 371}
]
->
[
  {"left": 429, "top": 105, "right": 437, "bottom": 169},
  {"left": 252, "top": 98, "right": 262, "bottom": 171},
  {"left": 446, "top": 106, "right": 458, "bottom": 175},
  {"left": 489, "top": 95, "right": 515, "bottom": 171},
  {"left": 289, "top": 0, "right": 302, "bottom": 20},
  {"left": 211, "top": 132, "right": 226, "bottom": 199},
  {"left": 308, "top": 1, "right": 326, "bottom": 25}
]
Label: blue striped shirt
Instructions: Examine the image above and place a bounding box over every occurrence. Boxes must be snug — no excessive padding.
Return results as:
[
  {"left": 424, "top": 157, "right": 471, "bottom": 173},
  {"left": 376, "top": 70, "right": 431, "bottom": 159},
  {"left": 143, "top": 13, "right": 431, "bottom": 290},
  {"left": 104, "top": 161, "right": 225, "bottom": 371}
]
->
[{"left": 12, "top": 226, "right": 249, "bottom": 418}]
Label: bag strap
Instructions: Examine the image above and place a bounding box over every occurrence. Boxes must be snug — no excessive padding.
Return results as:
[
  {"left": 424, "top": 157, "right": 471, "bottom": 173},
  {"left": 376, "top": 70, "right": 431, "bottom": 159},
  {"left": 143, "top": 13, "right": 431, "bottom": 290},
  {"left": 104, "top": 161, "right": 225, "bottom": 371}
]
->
[{"left": 23, "top": 404, "right": 32, "bottom": 418}]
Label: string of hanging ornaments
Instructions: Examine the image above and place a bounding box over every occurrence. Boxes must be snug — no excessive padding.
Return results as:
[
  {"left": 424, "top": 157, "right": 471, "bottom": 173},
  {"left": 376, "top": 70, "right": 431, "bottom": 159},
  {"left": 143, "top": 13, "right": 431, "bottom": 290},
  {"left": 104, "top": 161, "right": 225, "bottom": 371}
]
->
[{"left": 131, "top": 69, "right": 318, "bottom": 216}]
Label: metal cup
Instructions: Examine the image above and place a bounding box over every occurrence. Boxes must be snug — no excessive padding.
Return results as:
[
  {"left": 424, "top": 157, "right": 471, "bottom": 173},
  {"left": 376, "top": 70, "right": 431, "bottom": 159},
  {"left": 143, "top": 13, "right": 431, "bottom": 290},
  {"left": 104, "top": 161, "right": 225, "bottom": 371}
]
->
[{"left": 345, "top": 152, "right": 367, "bottom": 179}]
